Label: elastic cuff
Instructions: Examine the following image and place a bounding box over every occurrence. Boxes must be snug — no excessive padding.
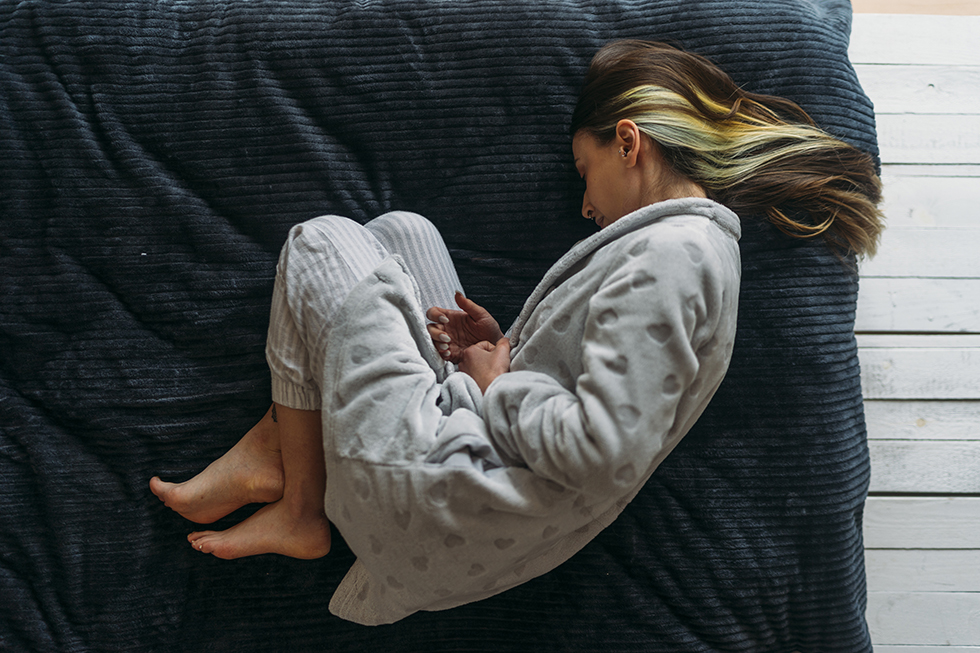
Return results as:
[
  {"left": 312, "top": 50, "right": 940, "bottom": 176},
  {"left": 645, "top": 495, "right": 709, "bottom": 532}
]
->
[{"left": 271, "top": 375, "right": 322, "bottom": 411}]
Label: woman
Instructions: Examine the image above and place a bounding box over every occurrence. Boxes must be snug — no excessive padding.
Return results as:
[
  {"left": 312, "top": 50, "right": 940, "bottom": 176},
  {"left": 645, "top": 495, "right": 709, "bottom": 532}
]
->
[{"left": 150, "top": 40, "right": 882, "bottom": 625}]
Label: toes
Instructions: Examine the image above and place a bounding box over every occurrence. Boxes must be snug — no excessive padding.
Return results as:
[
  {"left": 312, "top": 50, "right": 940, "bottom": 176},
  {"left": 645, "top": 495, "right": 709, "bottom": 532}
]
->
[
  {"left": 149, "top": 476, "right": 173, "bottom": 501},
  {"left": 188, "top": 531, "right": 237, "bottom": 558},
  {"left": 188, "top": 531, "right": 214, "bottom": 553}
]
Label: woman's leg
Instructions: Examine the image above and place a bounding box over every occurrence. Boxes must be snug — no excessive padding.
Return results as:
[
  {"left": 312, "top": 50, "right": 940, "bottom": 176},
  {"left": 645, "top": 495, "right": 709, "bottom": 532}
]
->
[
  {"left": 153, "top": 216, "right": 390, "bottom": 558},
  {"left": 149, "top": 405, "right": 284, "bottom": 524},
  {"left": 186, "top": 404, "right": 331, "bottom": 560},
  {"left": 152, "top": 213, "right": 463, "bottom": 559},
  {"left": 188, "top": 216, "right": 391, "bottom": 558},
  {"left": 365, "top": 211, "right": 463, "bottom": 313}
]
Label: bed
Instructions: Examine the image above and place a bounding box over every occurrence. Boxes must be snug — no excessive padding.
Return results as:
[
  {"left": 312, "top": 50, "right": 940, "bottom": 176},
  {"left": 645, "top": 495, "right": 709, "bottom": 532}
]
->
[{"left": 0, "top": 1, "right": 877, "bottom": 650}]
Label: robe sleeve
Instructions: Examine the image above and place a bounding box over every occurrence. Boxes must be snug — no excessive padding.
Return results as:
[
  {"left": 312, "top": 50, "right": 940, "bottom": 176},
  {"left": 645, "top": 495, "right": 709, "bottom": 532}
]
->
[{"left": 483, "top": 222, "right": 734, "bottom": 498}]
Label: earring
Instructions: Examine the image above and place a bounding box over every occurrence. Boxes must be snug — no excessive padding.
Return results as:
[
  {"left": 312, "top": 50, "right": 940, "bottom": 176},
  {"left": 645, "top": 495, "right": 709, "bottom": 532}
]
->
[{"left": 619, "top": 147, "right": 628, "bottom": 158}]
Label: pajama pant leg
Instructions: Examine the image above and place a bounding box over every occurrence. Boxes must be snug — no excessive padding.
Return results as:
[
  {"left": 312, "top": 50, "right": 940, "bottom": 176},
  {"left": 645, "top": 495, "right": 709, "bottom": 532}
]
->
[
  {"left": 265, "top": 215, "right": 388, "bottom": 410},
  {"left": 265, "top": 212, "right": 462, "bottom": 410},
  {"left": 364, "top": 210, "right": 463, "bottom": 313}
]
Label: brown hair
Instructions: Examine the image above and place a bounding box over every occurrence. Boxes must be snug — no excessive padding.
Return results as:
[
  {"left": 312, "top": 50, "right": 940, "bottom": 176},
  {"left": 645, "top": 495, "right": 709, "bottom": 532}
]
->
[{"left": 571, "top": 40, "right": 884, "bottom": 258}]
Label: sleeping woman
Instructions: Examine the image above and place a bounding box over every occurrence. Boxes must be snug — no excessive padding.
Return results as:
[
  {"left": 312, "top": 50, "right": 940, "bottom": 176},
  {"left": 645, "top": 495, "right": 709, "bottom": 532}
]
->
[{"left": 149, "top": 40, "right": 883, "bottom": 624}]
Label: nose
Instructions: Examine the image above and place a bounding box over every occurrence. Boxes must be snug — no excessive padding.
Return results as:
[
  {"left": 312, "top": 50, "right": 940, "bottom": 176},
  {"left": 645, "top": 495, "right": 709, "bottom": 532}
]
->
[{"left": 581, "top": 193, "right": 595, "bottom": 221}]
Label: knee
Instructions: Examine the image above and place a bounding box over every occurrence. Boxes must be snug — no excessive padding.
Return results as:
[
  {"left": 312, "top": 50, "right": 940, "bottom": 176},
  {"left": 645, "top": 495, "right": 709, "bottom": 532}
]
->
[
  {"left": 280, "top": 215, "right": 370, "bottom": 260},
  {"left": 276, "top": 215, "right": 373, "bottom": 278},
  {"left": 367, "top": 211, "right": 441, "bottom": 244},
  {"left": 286, "top": 215, "right": 355, "bottom": 248}
]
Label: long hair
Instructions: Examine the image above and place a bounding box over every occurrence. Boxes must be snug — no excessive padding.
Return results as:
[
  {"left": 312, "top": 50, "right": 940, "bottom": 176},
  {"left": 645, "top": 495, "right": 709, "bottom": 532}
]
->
[{"left": 570, "top": 40, "right": 884, "bottom": 258}]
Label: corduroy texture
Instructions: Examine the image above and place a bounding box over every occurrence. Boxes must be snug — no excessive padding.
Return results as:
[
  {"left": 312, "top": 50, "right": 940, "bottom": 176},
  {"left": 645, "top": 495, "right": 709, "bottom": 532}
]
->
[{"left": 0, "top": 0, "right": 874, "bottom": 651}]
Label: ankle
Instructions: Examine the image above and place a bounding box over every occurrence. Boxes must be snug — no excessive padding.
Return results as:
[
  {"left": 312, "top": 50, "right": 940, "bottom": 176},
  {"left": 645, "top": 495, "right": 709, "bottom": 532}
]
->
[
  {"left": 246, "top": 408, "right": 282, "bottom": 455},
  {"left": 281, "top": 486, "right": 326, "bottom": 521}
]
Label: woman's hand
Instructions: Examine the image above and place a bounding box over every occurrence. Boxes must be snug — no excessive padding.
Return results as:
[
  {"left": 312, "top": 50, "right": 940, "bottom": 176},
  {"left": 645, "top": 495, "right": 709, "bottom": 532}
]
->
[
  {"left": 458, "top": 337, "right": 511, "bottom": 394},
  {"left": 426, "top": 292, "right": 504, "bottom": 364}
]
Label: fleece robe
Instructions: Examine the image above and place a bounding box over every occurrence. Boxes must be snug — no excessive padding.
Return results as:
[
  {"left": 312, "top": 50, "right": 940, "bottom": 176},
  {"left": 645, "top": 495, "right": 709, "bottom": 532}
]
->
[{"left": 274, "top": 198, "right": 740, "bottom": 624}]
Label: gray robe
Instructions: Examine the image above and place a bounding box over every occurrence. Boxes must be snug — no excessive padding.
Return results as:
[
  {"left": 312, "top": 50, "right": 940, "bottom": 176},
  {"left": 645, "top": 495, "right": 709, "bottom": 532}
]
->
[{"left": 323, "top": 198, "right": 741, "bottom": 624}]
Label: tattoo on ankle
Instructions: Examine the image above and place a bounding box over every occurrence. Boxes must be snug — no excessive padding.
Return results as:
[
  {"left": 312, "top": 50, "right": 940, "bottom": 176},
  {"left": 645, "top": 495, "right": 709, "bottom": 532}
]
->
[{"left": 271, "top": 404, "right": 278, "bottom": 423}]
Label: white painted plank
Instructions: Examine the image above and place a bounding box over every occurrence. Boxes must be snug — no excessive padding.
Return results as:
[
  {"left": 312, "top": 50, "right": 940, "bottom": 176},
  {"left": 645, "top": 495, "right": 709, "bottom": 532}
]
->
[
  {"left": 867, "top": 550, "right": 980, "bottom": 592},
  {"left": 850, "top": 14, "right": 980, "bottom": 65},
  {"left": 858, "top": 335, "right": 980, "bottom": 348},
  {"left": 878, "top": 171, "right": 980, "bottom": 228},
  {"left": 859, "top": 348, "right": 980, "bottom": 399},
  {"left": 855, "top": 64, "right": 980, "bottom": 115},
  {"left": 876, "top": 114, "right": 980, "bottom": 165},
  {"left": 883, "top": 164, "right": 980, "bottom": 178},
  {"left": 874, "top": 641, "right": 980, "bottom": 651},
  {"left": 866, "top": 400, "right": 980, "bottom": 441},
  {"left": 867, "top": 592, "right": 980, "bottom": 646},
  {"left": 864, "top": 497, "right": 980, "bottom": 549},
  {"left": 858, "top": 338, "right": 980, "bottom": 400},
  {"left": 857, "top": 278, "right": 980, "bottom": 333},
  {"left": 859, "top": 228, "right": 980, "bottom": 279},
  {"left": 853, "top": 0, "right": 980, "bottom": 14},
  {"left": 870, "top": 440, "right": 980, "bottom": 493}
]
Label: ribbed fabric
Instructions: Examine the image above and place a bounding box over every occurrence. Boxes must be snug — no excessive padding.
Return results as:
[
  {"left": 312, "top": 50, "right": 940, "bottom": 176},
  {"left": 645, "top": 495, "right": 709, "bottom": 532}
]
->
[{"left": 0, "top": 0, "right": 874, "bottom": 651}]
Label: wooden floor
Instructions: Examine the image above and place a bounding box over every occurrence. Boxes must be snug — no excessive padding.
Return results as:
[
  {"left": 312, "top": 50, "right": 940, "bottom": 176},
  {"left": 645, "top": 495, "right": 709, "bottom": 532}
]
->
[
  {"left": 849, "top": 10, "right": 980, "bottom": 651},
  {"left": 853, "top": 0, "right": 980, "bottom": 14}
]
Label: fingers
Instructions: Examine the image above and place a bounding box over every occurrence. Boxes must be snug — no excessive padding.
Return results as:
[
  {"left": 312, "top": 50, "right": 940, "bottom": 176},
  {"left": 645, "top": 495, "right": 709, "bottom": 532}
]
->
[
  {"left": 425, "top": 306, "right": 451, "bottom": 324},
  {"left": 426, "top": 321, "right": 454, "bottom": 361},
  {"left": 426, "top": 307, "right": 456, "bottom": 360},
  {"left": 455, "top": 291, "right": 488, "bottom": 320},
  {"left": 457, "top": 342, "right": 480, "bottom": 374},
  {"left": 462, "top": 337, "right": 508, "bottom": 358},
  {"left": 426, "top": 322, "right": 450, "bottom": 341},
  {"left": 490, "top": 337, "right": 511, "bottom": 370},
  {"left": 427, "top": 294, "right": 500, "bottom": 363},
  {"left": 459, "top": 338, "right": 511, "bottom": 393}
]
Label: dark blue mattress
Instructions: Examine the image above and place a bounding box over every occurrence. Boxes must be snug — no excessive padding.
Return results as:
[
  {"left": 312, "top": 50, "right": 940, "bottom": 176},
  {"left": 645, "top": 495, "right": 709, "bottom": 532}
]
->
[{"left": 1, "top": 1, "right": 875, "bottom": 650}]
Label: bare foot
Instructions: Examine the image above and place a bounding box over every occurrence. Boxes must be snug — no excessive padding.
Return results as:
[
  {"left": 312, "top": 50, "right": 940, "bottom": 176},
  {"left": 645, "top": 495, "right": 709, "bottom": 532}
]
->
[
  {"left": 150, "top": 406, "right": 285, "bottom": 524},
  {"left": 187, "top": 500, "right": 332, "bottom": 560}
]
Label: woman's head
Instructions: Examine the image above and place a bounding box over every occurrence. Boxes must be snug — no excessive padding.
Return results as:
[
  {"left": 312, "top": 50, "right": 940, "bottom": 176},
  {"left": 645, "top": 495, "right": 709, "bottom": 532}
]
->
[
  {"left": 571, "top": 40, "right": 884, "bottom": 257},
  {"left": 572, "top": 118, "right": 705, "bottom": 229}
]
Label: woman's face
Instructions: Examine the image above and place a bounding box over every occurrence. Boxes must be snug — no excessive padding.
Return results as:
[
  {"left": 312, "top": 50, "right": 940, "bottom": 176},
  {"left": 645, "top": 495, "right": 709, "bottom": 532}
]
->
[
  {"left": 573, "top": 125, "right": 705, "bottom": 228},
  {"left": 572, "top": 130, "right": 638, "bottom": 229}
]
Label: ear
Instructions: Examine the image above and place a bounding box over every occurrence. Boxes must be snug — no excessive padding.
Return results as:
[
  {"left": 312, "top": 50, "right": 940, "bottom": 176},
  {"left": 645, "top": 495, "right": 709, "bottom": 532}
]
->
[{"left": 615, "top": 119, "right": 642, "bottom": 167}]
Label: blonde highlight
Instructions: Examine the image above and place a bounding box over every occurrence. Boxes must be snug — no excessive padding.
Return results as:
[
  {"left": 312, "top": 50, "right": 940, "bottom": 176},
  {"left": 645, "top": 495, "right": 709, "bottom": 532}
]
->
[{"left": 571, "top": 41, "right": 884, "bottom": 258}]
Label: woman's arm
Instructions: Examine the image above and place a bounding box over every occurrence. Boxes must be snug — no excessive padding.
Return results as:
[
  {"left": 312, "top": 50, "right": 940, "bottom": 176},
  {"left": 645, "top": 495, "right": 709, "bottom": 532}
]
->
[{"left": 483, "top": 223, "right": 739, "bottom": 498}]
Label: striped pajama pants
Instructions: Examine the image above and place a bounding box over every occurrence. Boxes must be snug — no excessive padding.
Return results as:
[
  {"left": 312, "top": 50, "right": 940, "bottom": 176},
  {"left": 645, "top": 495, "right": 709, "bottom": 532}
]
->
[{"left": 265, "top": 211, "right": 463, "bottom": 412}]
